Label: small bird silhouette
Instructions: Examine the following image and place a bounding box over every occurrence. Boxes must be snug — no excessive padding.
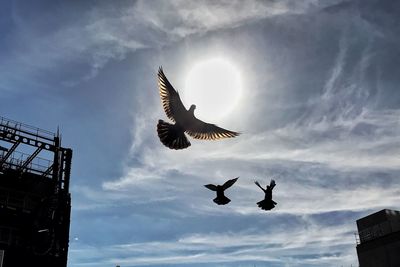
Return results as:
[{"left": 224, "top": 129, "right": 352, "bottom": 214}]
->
[
  {"left": 157, "top": 67, "right": 240, "bottom": 149},
  {"left": 204, "top": 177, "right": 239, "bottom": 205},
  {"left": 255, "top": 179, "right": 277, "bottom": 211}
]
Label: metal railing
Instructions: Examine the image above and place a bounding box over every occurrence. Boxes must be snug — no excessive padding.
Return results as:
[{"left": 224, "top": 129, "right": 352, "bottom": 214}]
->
[{"left": 0, "top": 116, "right": 55, "bottom": 142}]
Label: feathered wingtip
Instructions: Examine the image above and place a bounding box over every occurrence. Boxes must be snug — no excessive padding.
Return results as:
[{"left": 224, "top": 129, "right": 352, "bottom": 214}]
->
[
  {"left": 222, "top": 177, "right": 239, "bottom": 190},
  {"left": 158, "top": 66, "right": 168, "bottom": 87}
]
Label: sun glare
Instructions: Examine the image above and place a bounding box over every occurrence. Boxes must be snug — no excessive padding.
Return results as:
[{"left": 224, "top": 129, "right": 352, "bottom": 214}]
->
[{"left": 183, "top": 58, "right": 242, "bottom": 122}]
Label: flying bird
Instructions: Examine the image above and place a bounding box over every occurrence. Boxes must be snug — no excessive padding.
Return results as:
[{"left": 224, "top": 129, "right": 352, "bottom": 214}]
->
[
  {"left": 157, "top": 67, "right": 240, "bottom": 149},
  {"left": 204, "top": 177, "right": 239, "bottom": 205},
  {"left": 255, "top": 179, "right": 277, "bottom": 211}
]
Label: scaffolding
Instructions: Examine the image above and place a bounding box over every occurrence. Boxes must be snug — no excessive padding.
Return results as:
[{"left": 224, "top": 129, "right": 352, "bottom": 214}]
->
[
  {"left": 0, "top": 116, "right": 72, "bottom": 267},
  {"left": 0, "top": 116, "right": 71, "bottom": 191}
]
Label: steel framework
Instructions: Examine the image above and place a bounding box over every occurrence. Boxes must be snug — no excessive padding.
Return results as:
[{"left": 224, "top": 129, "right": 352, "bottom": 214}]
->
[{"left": 0, "top": 116, "right": 72, "bottom": 267}]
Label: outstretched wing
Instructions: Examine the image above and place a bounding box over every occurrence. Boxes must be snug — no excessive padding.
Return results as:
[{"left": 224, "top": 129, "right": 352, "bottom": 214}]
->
[
  {"left": 204, "top": 184, "right": 218, "bottom": 191},
  {"left": 158, "top": 67, "right": 187, "bottom": 122},
  {"left": 222, "top": 177, "right": 239, "bottom": 190},
  {"left": 254, "top": 180, "right": 265, "bottom": 192},
  {"left": 185, "top": 116, "right": 240, "bottom": 140}
]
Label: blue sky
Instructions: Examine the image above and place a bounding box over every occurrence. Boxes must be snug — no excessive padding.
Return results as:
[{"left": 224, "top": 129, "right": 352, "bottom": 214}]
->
[{"left": 1, "top": 0, "right": 400, "bottom": 266}]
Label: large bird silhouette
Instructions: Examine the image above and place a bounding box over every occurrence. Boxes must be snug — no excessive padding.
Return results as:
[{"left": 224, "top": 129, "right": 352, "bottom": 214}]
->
[
  {"left": 157, "top": 67, "right": 240, "bottom": 149},
  {"left": 204, "top": 177, "right": 239, "bottom": 205}
]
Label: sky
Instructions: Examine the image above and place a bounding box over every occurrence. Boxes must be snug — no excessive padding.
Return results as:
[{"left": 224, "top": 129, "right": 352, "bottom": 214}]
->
[{"left": 1, "top": 0, "right": 400, "bottom": 266}]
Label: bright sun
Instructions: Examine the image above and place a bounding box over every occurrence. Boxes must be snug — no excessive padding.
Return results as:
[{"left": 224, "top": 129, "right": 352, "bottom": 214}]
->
[{"left": 183, "top": 58, "right": 242, "bottom": 122}]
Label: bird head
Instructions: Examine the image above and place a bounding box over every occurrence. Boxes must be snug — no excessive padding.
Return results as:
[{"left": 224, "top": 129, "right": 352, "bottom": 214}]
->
[{"left": 189, "top": 104, "right": 196, "bottom": 113}]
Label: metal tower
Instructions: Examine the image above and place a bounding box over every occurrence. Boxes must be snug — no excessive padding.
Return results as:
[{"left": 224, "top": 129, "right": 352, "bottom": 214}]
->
[{"left": 0, "top": 116, "right": 72, "bottom": 267}]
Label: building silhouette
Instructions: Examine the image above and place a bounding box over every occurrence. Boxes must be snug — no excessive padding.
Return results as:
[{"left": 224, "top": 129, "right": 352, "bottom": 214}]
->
[
  {"left": 356, "top": 209, "right": 400, "bottom": 267},
  {"left": 0, "top": 116, "right": 72, "bottom": 267}
]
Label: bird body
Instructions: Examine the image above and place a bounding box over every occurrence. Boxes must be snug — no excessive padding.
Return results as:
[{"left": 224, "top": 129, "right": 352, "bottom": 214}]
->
[
  {"left": 213, "top": 185, "right": 231, "bottom": 205},
  {"left": 204, "top": 177, "right": 239, "bottom": 205},
  {"left": 157, "top": 67, "right": 240, "bottom": 149}
]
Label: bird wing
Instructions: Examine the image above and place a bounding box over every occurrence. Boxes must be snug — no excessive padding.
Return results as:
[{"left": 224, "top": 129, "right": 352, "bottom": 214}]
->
[
  {"left": 204, "top": 184, "right": 218, "bottom": 191},
  {"left": 254, "top": 181, "right": 265, "bottom": 191},
  {"left": 185, "top": 117, "right": 240, "bottom": 140},
  {"left": 158, "top": 67, "right": 187, "bottom": 122},
  {"left": 222, "top": 177, "right": 239, "bottom": 190}
]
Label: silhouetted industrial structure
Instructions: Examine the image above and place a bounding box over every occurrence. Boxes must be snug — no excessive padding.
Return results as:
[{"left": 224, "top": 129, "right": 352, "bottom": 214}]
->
[
  {"left": 0, "top": 116, "right": 72, "bottom": 267},
  {"left": 356, "top": 209, "right": 400, "bottom": 267}
]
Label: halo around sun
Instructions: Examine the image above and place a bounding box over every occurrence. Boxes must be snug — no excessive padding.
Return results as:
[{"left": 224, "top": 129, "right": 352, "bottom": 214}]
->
[{"left": 183, "top": 58, "right": 242, "bottom": 122}]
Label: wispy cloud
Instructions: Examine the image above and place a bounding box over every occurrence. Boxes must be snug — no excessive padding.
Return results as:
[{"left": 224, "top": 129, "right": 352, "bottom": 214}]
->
[
  {"left": 69, "top": 214, "right": 357, "bottom": 266},
  {"left": 3, "top": 0, "right": 351, "bottom": 89}
]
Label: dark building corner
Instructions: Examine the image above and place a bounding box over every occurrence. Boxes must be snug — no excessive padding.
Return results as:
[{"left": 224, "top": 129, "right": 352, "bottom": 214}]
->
[{"left": 356, "top": 209, "right": 400, "bottom": 267}]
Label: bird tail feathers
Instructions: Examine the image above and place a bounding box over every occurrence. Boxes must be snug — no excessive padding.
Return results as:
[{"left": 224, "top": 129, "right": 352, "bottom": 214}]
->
[{"left": 157, "top": 120, "right": 191, "bottom": 150}]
